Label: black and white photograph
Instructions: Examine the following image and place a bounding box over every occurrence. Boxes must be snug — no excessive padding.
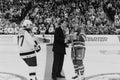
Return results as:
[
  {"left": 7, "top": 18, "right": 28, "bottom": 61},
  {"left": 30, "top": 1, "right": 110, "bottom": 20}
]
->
[{"left": 0, "top": 0, "right": 120, "bottom": 80}]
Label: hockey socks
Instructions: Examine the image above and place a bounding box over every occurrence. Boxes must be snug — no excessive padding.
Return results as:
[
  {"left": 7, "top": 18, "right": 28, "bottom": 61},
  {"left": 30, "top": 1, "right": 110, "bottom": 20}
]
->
[
  {"left": 29, "top": 72, "right": 37, "bottom": 80},
  {"left": 73, "top": 65, "right": 85, "bottom": 80},
  {"left": 28, "top": 66, "right": 37, "bottom": 80}
]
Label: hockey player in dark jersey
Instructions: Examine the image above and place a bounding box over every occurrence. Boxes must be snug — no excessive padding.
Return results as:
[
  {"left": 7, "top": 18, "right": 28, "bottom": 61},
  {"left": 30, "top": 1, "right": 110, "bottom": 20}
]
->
[{"left": 70, "top": 27, "right": 86, "bottom": 80}]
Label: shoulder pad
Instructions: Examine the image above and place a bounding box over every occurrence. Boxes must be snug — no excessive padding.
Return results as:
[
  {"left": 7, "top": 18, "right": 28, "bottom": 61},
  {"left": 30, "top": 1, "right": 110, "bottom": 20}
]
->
[{"left": 19, "top": 30, "right": 25, "bottom": 35}]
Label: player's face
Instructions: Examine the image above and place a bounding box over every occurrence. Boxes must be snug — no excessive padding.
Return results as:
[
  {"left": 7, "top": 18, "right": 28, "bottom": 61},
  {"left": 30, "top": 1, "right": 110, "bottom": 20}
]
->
[{"left": 27, "top": 24, "right": 33, "bottom": 30}]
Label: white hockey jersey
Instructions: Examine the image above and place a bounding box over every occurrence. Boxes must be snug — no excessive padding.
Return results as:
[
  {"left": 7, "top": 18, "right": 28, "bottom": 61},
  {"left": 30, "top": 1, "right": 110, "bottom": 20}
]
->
[{"left": 17, "top": 29, "right": 36, "bottom": 53}]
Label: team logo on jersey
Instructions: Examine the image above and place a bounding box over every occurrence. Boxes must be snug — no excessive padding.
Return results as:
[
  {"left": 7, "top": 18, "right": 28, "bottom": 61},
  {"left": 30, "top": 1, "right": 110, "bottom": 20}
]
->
[
  {"left": 86, "top": 73, "right": 120, "bottom": 80},
  {"left": 0, "top": 72, "right": 27, "bottom": 80}
]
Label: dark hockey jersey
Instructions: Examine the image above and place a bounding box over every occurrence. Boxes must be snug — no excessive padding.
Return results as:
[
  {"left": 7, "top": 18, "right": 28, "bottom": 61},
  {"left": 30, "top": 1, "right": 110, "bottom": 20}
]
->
[{"left": 73, "top": 33, "right": 86, "bottom": 47}]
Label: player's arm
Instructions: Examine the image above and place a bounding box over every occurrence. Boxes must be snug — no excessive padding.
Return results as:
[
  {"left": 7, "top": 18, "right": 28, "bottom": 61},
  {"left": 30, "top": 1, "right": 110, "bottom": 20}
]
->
[
  {"left": 80, "top": 33, "right": 86, "bottom": 42},
  {"left": 25, "top": 31, "right": 41, "bottom": 52},
  {"left": 25, "top": 31, "right": 35, "bottom": 46}
]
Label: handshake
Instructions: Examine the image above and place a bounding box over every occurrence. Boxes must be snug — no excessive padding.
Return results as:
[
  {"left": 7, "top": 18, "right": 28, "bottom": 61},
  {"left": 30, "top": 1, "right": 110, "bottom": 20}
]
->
[
  {"left": 65, "top": 38, "right": 71, "bottom": 48},
  {"left": 65, "top": 34, "right": 75, "bottom": 44}
]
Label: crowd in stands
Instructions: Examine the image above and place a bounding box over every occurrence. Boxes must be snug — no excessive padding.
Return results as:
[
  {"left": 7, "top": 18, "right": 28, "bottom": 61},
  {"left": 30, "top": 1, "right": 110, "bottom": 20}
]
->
[{"left": 0, "top": 0, "right": 120, "bottom": 35}]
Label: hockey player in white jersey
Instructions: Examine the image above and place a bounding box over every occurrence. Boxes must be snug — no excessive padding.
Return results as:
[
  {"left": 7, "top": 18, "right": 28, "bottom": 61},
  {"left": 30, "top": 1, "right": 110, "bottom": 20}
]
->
[
  {"left": 17, "top": 20, "right": 41, "bottom": 80},
  {"left": 70, "top": 27, "right": 86, "bottom": 80}
]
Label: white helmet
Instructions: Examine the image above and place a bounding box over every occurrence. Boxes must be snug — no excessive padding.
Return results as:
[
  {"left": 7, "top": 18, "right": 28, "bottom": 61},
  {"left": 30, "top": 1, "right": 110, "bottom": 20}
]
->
[{"left": 22, "top": 19, "right": 33, "bottom": 28}]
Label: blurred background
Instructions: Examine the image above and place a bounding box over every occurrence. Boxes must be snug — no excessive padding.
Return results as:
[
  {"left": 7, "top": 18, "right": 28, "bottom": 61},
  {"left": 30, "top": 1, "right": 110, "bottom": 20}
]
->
[{"left": 0, "top": 0, "right": 120, "bottom": 35}]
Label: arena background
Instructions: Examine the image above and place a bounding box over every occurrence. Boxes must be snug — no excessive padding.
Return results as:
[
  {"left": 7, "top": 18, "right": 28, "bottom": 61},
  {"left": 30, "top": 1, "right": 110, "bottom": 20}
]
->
[{"left": 0, "top": 0, "right": 120, "bottom": 35}]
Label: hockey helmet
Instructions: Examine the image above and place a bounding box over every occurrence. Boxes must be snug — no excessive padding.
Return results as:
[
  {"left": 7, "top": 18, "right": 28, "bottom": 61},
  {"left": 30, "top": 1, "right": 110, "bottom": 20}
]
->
[{"left": 22, "top": 19, "right": 33, "bottom": 29}]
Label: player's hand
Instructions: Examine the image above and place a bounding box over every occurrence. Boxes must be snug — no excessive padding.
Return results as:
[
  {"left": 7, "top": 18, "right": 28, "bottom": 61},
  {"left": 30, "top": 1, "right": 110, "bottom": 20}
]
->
[{"left": 34, "top": 45, "right": 41, "bottom": 52}]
